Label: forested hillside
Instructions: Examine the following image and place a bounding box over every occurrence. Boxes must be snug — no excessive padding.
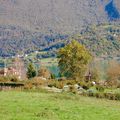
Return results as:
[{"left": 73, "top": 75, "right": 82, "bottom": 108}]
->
[
  {"left": 0, "top": 25, "right": 67, "bottom": 57},
  {"left": 0, "top": 0, "right": 120, "bottom": 33},
  {"left": 0, "top": 23, "right": 120, "bottom": 57},
  {"left": 0, "top": 0, "right": 120, "bottom": 57},
  {"left": 72, "top": 23, "right": 120, "bottom": 57}
]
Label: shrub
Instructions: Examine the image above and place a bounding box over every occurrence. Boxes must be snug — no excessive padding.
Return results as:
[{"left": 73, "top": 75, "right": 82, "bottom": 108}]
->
[
  {"left": 24, "top": 82, "right": 33, "bottom": 89},
  {"left": 104, "top": 92, "right": 120, "bottom": 100},
  {"left": 32, "top": 77, "right": 47, "bottom": 87},
  {"left": 96, "top": 85, "right": 105, "bottom": 92},
  {"left": 66, "top": 80, "right": 77, "bottom": 85},
  {"left": 10, "top": 76, "right": 19, "bottom": 82},
  {"left": 56, "top": 81, "right": 64, "bottom": 89},
  {"left": 38, "top": 66, "right": 51, "bottom": 79},
  {"left": 87, "top": 88, "right": 97, "bottom": 97},
  {"left": 114, "top": 93, "right": 120, "bottom": 100},
  {"left": 47, "top": 80, "right": 56, "bottom": 88},
  {"left": 69, "top": 85, "right": 77, "bottom": 94},
  {"left": 106, "top": 80, "right": 119, "bottom": 88},
  {"left": 106, "top": 60, "right": 120, "bottom": 88},
  {"left": 0, "top": 76, "right": 9, "bottom": 82},
  {"left": 47, "top": 80, "right": 64, "bottom": 89},
  {"left": 51, "top": 74, "right": 56, "bottom": 79},
  {"left": 78, "top": 81, "right": 91, "bottom": 90},
  {"left": 95, "top": 92, "right": 104, "bottom": 98}
]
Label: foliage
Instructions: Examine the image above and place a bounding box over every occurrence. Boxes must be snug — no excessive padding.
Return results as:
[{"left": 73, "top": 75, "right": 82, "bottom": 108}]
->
[
  {"left": 31, "top": 77, "right": 48, "bottom": 87},
  {"left": 24, "top": 82, "right": 33, "bottom": 90},
  {"left": 69, "top": 85, "right": 77, "bottom": 94},
  {"left": 0, "top": 76, "right": 10, "bottom": 82},
  {"left": 0, "top": 76, "right": 19, "bottom": 82},
  {"left": 106, "top": 60, "right": 120, "bottom": 88},
  {"left": 72, "top": 24, "right": 120, "bottom": 57},
  {"left": 90, "top": 67, "right": 100, "bottom": 83},
  {"left": 38, "top": 66, "right": 51, "bottom": 79},
  {"left": 78, "top": 81, "right": 91, "bottom": 90},
  {"left": 1, "top": 23, "right": 120, "bottom": 57},
  {"left": 10, "top": 76, "right": 19, "bottom": 82},
  {"left": 96, "top": 85, "right": 105, "bottom": 92},
  {"left": 58, "top": 40, "right": 92, "bottom": 80},
  {"left": 47, "top": 80, "right": 64, "bottom": 89},
  {"left": 27, "top": 62, "right": 37, "bottom": 79},
  {"left": 51, "top": 74, "right": 56, "bottom": 79}
]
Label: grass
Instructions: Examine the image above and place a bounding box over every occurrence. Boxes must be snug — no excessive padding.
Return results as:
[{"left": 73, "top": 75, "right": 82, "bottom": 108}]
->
[
  {"left": 40, "top": 58, "right": 58, "bottom": 66},
  {"left": 0, "top": 91, "right": 120, "bottom": 120}
]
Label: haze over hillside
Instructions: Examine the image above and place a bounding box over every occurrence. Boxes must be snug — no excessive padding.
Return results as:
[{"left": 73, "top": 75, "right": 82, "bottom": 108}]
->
[{"left": 0, "top": 0, "right": 120, "bottom": 33}]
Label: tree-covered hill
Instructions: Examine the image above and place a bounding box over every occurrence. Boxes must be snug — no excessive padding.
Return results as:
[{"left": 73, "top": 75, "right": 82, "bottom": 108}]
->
[
  {"left": 0, "top": 23, "right": 120, "bottom": 57},
  {"left": 0, "top": 25, "right": 68, "bottom": 57},
  {"left": 71, "top": 23, "right": 120, "bottom": 57},
  {"left": 0, "top": 0, "right": 120, "bottom": 57},
  {"left": 0, "top": 0, "right": 120, "bottom": 34}
]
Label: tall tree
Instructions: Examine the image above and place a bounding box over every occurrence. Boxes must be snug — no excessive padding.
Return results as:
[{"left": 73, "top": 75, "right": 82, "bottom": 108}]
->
[
  {"left": 27, "top": 62, "right": 36, "bottom": 79},
  {"left": 58, "top": 40, "right": 92, "bottom": 80}
]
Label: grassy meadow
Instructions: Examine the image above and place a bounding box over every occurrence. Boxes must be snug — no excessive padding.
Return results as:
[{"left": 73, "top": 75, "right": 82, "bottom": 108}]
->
[{"left": 0, "top": 91, "right": 120, "bottom": 120}]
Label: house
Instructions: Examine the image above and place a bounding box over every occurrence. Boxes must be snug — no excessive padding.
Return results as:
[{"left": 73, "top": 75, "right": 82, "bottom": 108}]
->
[
  {"left": 0, "top": 66, "right": 26, "bottom": 80},
  {"left": 0, "top": 67, "right": 17, "bottom": 77},
  {"left": 0, "top": 67, "right": 19, "bottom": 78},
  {"left": 0, "top": 56, "right": 26, "bottom": 80}
]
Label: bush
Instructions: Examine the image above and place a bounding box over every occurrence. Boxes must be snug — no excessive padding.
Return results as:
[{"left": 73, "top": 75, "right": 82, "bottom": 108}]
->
[
  {"left": 38, "top": 66, "right": 51, "bottom": 79},
  {"left": 86, "top": 88, "right": 97, "bottom": 97},
  {"left": 10, "top": 76, "right": 19, "bottom": 82},
  {"left": 0, "top": 76, "right": 9, "bottom": 82},
  {"left": 47, "top": 80, "right": 64, "bottom": 89},
  {"left": 47, "top": 80, "right": 57, "bottom": 88},
  {"left": 106, "top": 79, "right": 119, "bottom": 88},
  {"left": 66, "top": 80, "right": 77, "bottom": 85},
  {"left": 104, "top": 92, "right": 120, "bottom": 100},
  {"left": 96, "top": 85, "right": 105, "bottom": 92},
  {"left": 106, "top": 60, "right": 120, "bottom": 88},
  {"left": 56, "top": 81, "right": 64, "bottom": 89},
  {"left": 95, "top": 92, "right": 104, "bottom": 98},
  {"left": 0, "top": 76, "right": 19, "bottom": 82},
  {"left": 31, "top": 77, "right": 47, "bottom": 87},
  {"left": 114, "top": 93, "right": 120, "bottom": 100},
  {"left": 51, "top": 74, "right": 56, "bottom": 79},
  {"left": 78, "top": 81, "right": 91, "bottom": 90},
  {"left": 24, "top": 82, "right": 33, "bottom": 89},
  {"left": 69, "top": 85, "right": 77, "bottom": 94}
]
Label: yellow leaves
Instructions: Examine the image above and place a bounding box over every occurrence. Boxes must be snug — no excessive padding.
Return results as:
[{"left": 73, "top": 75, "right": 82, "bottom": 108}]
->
[{"left": 57, "top": 39, "right": 92, "bottom": 79}]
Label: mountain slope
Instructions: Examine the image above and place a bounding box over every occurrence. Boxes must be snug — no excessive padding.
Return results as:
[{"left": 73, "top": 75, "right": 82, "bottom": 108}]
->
[
  {"left": 0, "top": 23, "right": 120, "bottom": 57},
  {"left": 0, "top": 0, "right": 120, "bottom": 34},
  {"left": 0, "top": 0, "right": 120, "bottom": 57}
]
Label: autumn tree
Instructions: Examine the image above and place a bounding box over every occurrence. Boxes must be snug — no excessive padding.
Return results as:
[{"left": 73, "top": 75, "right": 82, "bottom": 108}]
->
[
  {"left": 107, "top": 60, "right": 120, "bottom": 87},
  {"left": 38, "top": 66, "right": 51, "bottom": 79},
  {"left": 27, "top": 62, "right": 36, "bottom": 79},
  {"left": 57, "top": 40, "right": 92, "bottom": 80}
]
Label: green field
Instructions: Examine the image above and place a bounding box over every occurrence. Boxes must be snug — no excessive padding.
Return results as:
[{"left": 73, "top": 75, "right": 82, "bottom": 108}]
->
[{"left": 0, "top": 91, "right": 120, "bottom": 120}]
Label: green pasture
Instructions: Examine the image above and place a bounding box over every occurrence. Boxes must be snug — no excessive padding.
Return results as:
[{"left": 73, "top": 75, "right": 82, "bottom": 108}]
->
[{"left": 0, "top": 91, "right": 120, "bottom": 120}]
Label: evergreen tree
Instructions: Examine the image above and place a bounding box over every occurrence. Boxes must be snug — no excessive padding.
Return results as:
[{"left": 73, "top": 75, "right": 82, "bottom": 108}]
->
[{"left": 27, "top": 62, "right": 36, "bottom": 79}]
